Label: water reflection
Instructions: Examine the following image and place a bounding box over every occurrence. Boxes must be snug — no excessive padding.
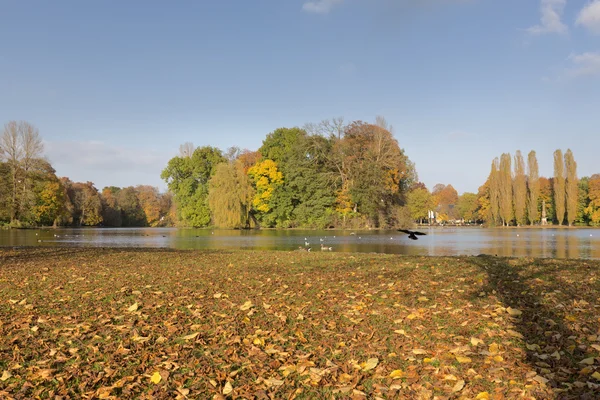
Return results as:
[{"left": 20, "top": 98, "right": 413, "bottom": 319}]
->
[{"left": 0, "top": 227, "right": 599, "bottom": 259}]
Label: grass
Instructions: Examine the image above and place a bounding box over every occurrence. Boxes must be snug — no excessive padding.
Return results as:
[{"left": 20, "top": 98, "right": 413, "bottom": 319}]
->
[{"left": 0, "top": 247, "right": 599, "bottom": 399}]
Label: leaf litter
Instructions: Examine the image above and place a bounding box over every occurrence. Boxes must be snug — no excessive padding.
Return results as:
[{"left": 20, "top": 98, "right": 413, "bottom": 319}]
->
[{"left": 0, "top": 248, "right": 599, "bottom": 399}]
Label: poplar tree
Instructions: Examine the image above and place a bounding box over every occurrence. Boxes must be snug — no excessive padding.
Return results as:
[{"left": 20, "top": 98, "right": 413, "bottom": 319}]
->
[
  {"left": 564, "top": 149, "right": 578, "bottom": 226},
  {"left": 499, "top": 153, "right": 513, "bottom": 226},
  {"left": 553, "top": 149, "right": 565, "bottom": 225},
  {"left": 488, "top": 158, "right": 500, "bottom": 225},
  {"left": 526, "top": 150, "right": 539, "bottom": 225},
  {"left": 513, "top": 150, "right": 527, "bottom": 226}
]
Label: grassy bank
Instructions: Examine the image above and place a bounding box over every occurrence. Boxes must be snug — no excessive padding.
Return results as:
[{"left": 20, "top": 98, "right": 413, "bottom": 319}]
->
[{"left": 1, "top": 248, "right": 599, "bottom": 399}]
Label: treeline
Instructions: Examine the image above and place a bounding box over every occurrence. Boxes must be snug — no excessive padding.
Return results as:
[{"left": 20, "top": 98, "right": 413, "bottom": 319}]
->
[
  {"left": 403, "top": 149, "right": 600, "bottom": 226},
  {"left": 161, "top": 117, "right": 417, "bottom": 229},
  {"left": 0, "top": 121, "right": 173, "bottom": 228}
]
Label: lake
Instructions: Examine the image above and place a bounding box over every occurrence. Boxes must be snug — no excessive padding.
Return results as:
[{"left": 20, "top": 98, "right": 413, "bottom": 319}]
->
[{"left": 1, "top": 226, "right": 600, "bottom": 259}]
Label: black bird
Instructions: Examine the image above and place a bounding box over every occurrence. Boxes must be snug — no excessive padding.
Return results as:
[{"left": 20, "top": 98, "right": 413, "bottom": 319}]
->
[{"left": 397, "top": 229, "right": 427, "bottom": 240}]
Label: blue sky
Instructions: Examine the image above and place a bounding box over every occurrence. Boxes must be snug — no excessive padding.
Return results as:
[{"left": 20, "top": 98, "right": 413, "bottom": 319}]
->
[{"left": 1, "top": 0, "right": 599, "bottom": 194}]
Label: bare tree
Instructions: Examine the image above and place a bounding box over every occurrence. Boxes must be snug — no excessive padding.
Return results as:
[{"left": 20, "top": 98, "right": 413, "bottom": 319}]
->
[
  {"left": 0, "top": 121, "right": 43, "bottom": 222},
  {"left": 179, "top": 142, "right": 195, "bottom": 158}
]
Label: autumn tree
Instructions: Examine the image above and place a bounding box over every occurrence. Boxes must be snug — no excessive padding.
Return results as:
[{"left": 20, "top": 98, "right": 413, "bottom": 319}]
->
[
  {"left": 135, "top": 185, "right": 163, "bottom": 226},
  {"left": 101, "top": 187, "right": 122, "bottom": 227},
  {"left": 0, "top": 121, "right": 44, "bottom": 223},
  {"left": 488, "top": 158, "right": 500, "bottom": 225},
  {"left": 432, "top": 184, "right": 459, "bottom": 221},
  {"left": 576, "top": 177, "right": 590, "bottom": 225},
  {"left": 208, "top": 155, "right": 255, "bottom": 229},
  {"left": 499, "top": 153, "right": 513, "bottom": 226},
  {"left": 564, "top": 149, "right": 578, "bottom": 226},
  {"left": 587, "top": 174, "right": 600, "bottom": 225},
  {"left": 526, "top": 150, "right": 539, "bottom": 225},
  {"left": 539, "top": 177, "right": 555, "bottom": 223},
  {"left": 553, "top": 149, "right": 565, "bottom": 225},
  {"left": 247, "top": 159, "right": 284, "bottom": 226},
  {"left": 64, "top": 180, "right": 103, "bottom": 226},
  {"left": 513, "top": 150, "right": 527, "bottom": 226}
]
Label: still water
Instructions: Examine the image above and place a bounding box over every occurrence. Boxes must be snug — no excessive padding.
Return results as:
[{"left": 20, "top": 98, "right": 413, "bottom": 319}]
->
[{"left": 1, "top": 227, "right": 600, "bottom": 259}]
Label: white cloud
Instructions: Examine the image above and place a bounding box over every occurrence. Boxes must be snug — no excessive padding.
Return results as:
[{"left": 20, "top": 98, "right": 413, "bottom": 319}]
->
[
  {"left": 302, "top": 0, "right": 344, "bottom": 14},
  {"left": 527, "top": 0, "right": 568, "bottom": 35},
  {"left": 566, "top": 52, "right": 600, "bottom": 77},
  {"left": 576, "top": 0, "right": 600, "bottom": 34}
]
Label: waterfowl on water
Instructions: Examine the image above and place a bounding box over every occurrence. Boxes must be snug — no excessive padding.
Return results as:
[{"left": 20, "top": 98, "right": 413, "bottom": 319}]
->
[{"left": 397, "top": 229, "right": 427, "bottom": 240}]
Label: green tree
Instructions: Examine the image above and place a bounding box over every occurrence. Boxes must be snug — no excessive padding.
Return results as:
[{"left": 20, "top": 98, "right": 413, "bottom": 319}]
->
[
  {"left": 564, "top": 149, "right": 578, "bottom": 226},
  {"left": 118, "top": 187, "right": 147, "bottom": 226},
  {"left": 499, "top": 153, "right": 513, "bottom": 226},
  {"left": 488, "top": 158, "right": 500, "bottom": 225},
  {"left": 208, "top": 156, "right": 255, "bottom": 229},
  {"left": 101, "top": 187, "right": 122, "bottom": 227},
  {"left": 513, "top": 150, "right": 527, "bottom": 226},
  {"left": 407, "top": 187, "right": 433, "bottom": 223},
  {"left": 456, "top": 192, "right": 478, "bottom": 222},
  {"left": 587, "top": 174, "right": 600, "bottom": 225},
  {"left": 539, "top": 177, "right": 555, "bottom": 223},
  {"left": 64, "top": 180, "right": 103, "bottom": 226},
  {"left": 553, "top": 149, "right": 565, "bottom": 225},
  {"left": 161, "top": 146, "right": 225, "bottom": 227},
  {"left": 576, "top": 177, "right": 590, "bottom": 225},
  {"left": 526, "top": 150, "right": 539, "bottom": 225}
]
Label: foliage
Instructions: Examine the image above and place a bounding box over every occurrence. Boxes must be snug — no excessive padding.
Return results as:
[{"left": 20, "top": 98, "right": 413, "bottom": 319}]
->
[
  {"left": 512, "top": 151, "right": 527, "bottom": 226},
  {"left": 2, "top": 248, "right": 600, "bottom": 399},
  {"left": 587, "top": 174, "right": 600, "bottom": 225},
  {"left": 539, "top": 177, "right": 555, "bottom": 223},
  {"left": 248, "top": 159, "right": 284, "bottom": 224},
  {"left": 553, "top": 149, "right": 565, "bottom": 225},
  {"left": 208, "top": 159, "right": 255, "bottom": 229},
  {"left": 456, "top": 192, "right": 478, "bottom": 222},
  {"left": 407, "top": 187, "right": 433, "bottom": 223},
  {"left": 564, "top": 149, "right": 578, "bottom": 226},
  {"left": 499, "top": 153, "right": 513, "bottom": 226},
  {"left": 526, "top": 151, "right": 539, "bottom": 225}
]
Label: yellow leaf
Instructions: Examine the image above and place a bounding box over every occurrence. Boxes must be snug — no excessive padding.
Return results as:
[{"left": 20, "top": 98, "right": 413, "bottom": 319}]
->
[
  {"left": 592, "top": 371, "right": 600, "bottom": 380},
  {"left": 389, "top": 369, "right": 404, "bottom": 379},
  {"left": 406, "top": 313, "right": 417, "bottom": 320},
  {"left": 213, "top": 293, "right": 222, "bottom": 298},
  {"left": 591, "top": 344, "right": 600, "bottom": 351},
  {"left": 182, "top": 332, "right": 200, "bottom": 340},
  {"left": 579, "top": 357, "right": 595, "bottom": 365},
  {"left": 222, "top": 381, "right": 233, "bottom": 395},
  {"left": 488, "top": 343, "right": 499, "bottom": 354},
  {"left": 493, "top": 355, "right": 504, "bottom": 362},
  {"left": 475, "top": 392, "right": 490, "bottom": 399},
  {"left": 417, "top": 296, "right": 429, "bottom": 302},
  {"left": 452, "top": 379, "right": 465, "bottom": 392},
  {"left": 455, "top": 356, "right": 472, "bottom": 364},
  {"left": 412, "top": 349, "right": 427, "bottom": 355},
  {"left": 423, "top": 357, "right": 434, "bottom": 363},
  {"left": 361, "top": 358, "right": 379, "bottom": 371},
  {"left": 240, "top": 301, "right": 253, "bottom": 311},
  {"left": 264, "top": 377, "right": 284, "bottom": 386},
  {"left": 127, "top": 302, "right": 138, "bottom": 312},
  {"left": 150, "top": 371, "right": 161, "bottom": 384},
  {"left": 0, "top": 371, "right": 12, "bottom": 381},
  {"left": 506, "top": 307, "right": 522, "bottom": 316},
  {"left": 470, "top": 337, "right": 483, "bottom": 346}
]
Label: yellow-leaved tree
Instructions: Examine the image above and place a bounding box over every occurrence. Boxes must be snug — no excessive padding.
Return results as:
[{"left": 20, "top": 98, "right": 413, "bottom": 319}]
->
[{"left": 248, "top": 159, "right": 283, "bottom": 213}]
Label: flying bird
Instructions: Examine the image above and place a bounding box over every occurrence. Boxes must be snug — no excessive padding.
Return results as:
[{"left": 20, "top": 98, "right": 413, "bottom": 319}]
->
[{"left": 397, "top": 229, "right": 427, "bottom": 240}]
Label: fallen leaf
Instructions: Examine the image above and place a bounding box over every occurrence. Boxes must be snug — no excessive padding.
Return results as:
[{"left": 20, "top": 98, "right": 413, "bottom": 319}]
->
[
  {"left": 150, "top": 371, "right": 161, "bottom": 384},
  {"left": 127, "top": 302, "right": 138, "bottom": 312},
  {"left": 389, "top": 369, "right": 404, "bottom": 379},
  {"left": 452, "top": 379, "right": 465, "bottom": 392},
  {"left": 506, "top": 307, "right": 522, "bottom": 316},
  {"left": 579, "top": 357, "right": 595, "bottom": 365},
  {"left": 475, "top": 392, "right": 490, "bottom": 399},
  {"left": 0, "top": 371, "right": 11, "bottom": 381},
  {"left": 240, "top": 301, "right": 253, "bottom": 311},
  {"left": 182, "top": 332, "right": 200, "bottom": 340},
  {"left": 223, "top": 381, "right": 233, "bottom": 395},
  {"left": 455, "top": 356, "right": 472, "bottom": 363},
  {"left": 361, "top": 358, "right": 378, "bottom": 371},
  {"left": 412, "top": 349, "right": 427, "bottom": 355},
  {"left": 470, "top": 337, "right": 483, "bottom": 346}
]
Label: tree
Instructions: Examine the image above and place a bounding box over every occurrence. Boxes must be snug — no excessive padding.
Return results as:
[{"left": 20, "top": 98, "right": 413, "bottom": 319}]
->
[
  {"left": 513, "top": 150, "right": 527, "bottom": 226},
  {"left": 553, "top": 149, "right": 565, "bottom": 225},
  {"left": 0, "top": 121, "right": 44, "bottom": 223},
  {"left": 136, "top": 185, "right": 163, "bottom": 226},
  {"left": 499, "top": 153, "right": 513, "bottom": 226},
  {"left": 564, "top": 149, "right": 578, "bottom": 226},
  {"left": 587, "top": 174, "right": 600, "bottom": 225},
  {"left": 488, "top": 158, "right": 500, "bottom": 225},
  {"left": 208, "top": 157, "right": 255, "bottom": 229},
  {"left": 456, "top": 192, "right": 478, "bottom": 222},
  {"left": 248, "top": 159, "right": 284, "bottom": 226},
  {"left": 407, "top": 187, "right": 432, "bottom": 224},
  {"left": 576, "top": 177, "right": 590, "bottom": 225},
  {"left": 101, "top": 187, "right": 122, "bottom": 227},
  {"left": 161, "top": 145, "right": 225, "bottom": 227},
  {"left": 539, "top": 177, "right": 555, "bottom": 223},
  {"left": 64, "top": 180, "right": 103, "bottom": 226},
  {"left": 432, "top": 184, "right": 459, "bottom": 220},
  {"left": 118, "top": 187, "right": 146, "bottom": 226},
  {"left": 526, "top": 150, "right": 539, "bottom": 225}
]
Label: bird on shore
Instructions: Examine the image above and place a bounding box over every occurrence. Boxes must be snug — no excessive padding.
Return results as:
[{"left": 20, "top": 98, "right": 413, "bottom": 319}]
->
[{"left": 397, "top": 229, "right": 427, "bottom": 240}]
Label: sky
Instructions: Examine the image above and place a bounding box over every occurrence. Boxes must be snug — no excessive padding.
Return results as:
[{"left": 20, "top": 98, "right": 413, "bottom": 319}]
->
[{"left": 1, "top": 0, "right": 599, "bottom": 195}]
